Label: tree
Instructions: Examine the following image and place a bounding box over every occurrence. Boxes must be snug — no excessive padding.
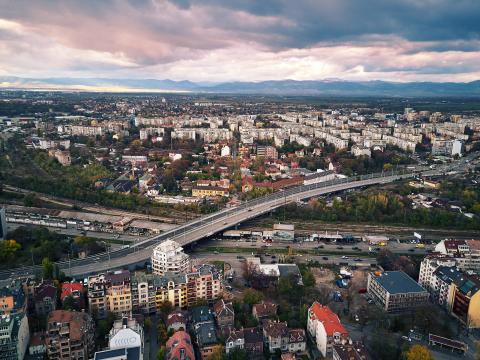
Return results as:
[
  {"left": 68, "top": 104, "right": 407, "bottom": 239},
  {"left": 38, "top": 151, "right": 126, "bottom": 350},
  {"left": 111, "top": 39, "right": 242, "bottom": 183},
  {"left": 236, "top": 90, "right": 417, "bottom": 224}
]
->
[
  {"left": 158, "top": 301, "right": 173, "bottom": 322},
  {"left": 229, "top": 348, "right": 248, "bottom": 360},
  {"left": 157, "top": 346, "right": 166, "bottom": 360},
  {"left": 405, "top": 345, "right": 434, "bottom": 360},
  {"left": 0, "top": 239, "right": 21, "bottom": 262},
  {"left": 62, "top": 295, "right": 80, "bottom": 311},
  {"left": 242, "top": 288, "right": 264, "bottom": 306},
  {"left": 42, "top": 257, "right": 54, "bottom": 279},
  {"left": 211, "top": 345, "right": 227, "bottom": 360}
]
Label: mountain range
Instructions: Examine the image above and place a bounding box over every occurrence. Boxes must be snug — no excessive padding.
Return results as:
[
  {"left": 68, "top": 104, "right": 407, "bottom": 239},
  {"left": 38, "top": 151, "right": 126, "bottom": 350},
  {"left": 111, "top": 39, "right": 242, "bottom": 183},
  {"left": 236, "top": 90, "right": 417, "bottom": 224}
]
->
[{"left": 2, "top": 76, "right": 480, "bottom": 96}]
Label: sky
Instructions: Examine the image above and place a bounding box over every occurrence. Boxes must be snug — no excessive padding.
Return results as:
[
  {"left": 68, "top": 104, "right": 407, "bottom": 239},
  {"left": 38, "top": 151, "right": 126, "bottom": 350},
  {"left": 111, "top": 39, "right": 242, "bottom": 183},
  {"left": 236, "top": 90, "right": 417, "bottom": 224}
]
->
[{"left": 0, "top": 0, "right": 480, "bottom": 83}]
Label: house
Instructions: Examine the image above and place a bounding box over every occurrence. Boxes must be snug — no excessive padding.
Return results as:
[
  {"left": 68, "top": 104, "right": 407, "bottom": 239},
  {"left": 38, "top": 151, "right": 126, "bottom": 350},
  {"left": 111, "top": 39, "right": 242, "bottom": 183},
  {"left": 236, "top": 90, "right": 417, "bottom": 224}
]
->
[
  {"left": 166, "top": 311, "right": 187, "bottom": 332},
  {"left": 60, "top": 282, "right": 85, "bottom": 309},
  {"left": 34, "top": 282, "right": 57, "bottom": 317},
  {"left": 263, "top": 320, "right": 289, "bottom": 353},
  {"left": 213, "top": 299, "right": 234, "bottom": 331},
  {"left": 307, "top": 302, "right": 349, "bottom": 357},
  {"left": 166, "top": 331, "right": 195, "bottom": 360},
  {"left": 191, "top": 306, "right": 218, "bottom": 359},
  {"left": 287, "top": 328, "right": 306, "bottom": 353},
  {"left": 243, "top": 327, "right": 263, "bottom": 359},
  {"left": 0, "top": 280, "right": 26, "bottom": 314},
  {"left": 225, "top": 329, "right": 245, "bottom": 355},
  {"left": 252, "top": 302, "right": 277, "bottom": 320}
]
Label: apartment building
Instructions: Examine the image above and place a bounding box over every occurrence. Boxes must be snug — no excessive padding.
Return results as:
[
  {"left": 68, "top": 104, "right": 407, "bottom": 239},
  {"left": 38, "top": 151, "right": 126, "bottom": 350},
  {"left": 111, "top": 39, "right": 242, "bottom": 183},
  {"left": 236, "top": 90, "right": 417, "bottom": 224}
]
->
[
  {"left": 46, "top": 310, "right": 95, "bottom": 360},
  {"left": 71, "top": 125, "right": 103, "bottom": 136},
  {"left": 256, "top": 145, "right": 278, "bottom": 159},
  {"left": 131, "top": 273, "right": 156, "bottom": 314},
  {"left": 154, "top": 273, "right": 188, "bottom": 309},
  {"left": 186, "top": 264, "right": 223, "bottom": 307},
  {"left": 88, "top": 270, "right": 132, "bottom": 319},
  {"left": 367, "top": 271, "right": 429, "bottom": 313},
  {"left": 105, "top": 270, "right": 132, "bottom": 318},
  {"left": 151, "top": 240, "right": 191, "bottom": 276},
  {"left": 307, "top": 302, "right": 349, "bottom": 357},
  {"left": 34, "top": 281, "right": 57, "bottom": 317},
  {"left": 434, "top": 239, "right": 480, "bottom": 272},
  {"left": 432, "top": 138, "right": 463, "bottom": 156},
  {"left": 192, "top": 185, "right": 229, "bottom": 197},
  {"left": 0, "top": 312, "right": 29, "bottom": 360},
  {"left": 448, "top": 272, "right": 480, "bottom": 329},
  {"left": 418, "top": 255, "right": 457, "bottom": 295},
  {"left": 0, "top": 280, "right": 26, "bottom": 314}
]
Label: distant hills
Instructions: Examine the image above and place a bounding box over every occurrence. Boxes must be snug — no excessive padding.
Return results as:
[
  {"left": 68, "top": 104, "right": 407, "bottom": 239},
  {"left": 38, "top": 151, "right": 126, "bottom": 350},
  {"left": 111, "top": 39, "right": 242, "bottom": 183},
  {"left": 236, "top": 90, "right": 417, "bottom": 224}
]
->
[{"left": 2, "top": 76, "right": 480, "bottom": 96}]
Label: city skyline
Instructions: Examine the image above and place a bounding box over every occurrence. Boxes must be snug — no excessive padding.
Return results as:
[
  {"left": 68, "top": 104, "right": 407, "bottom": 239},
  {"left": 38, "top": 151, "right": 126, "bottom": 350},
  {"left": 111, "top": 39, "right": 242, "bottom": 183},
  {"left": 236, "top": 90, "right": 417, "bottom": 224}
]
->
[{"left": 1, "top": 0, "right": 480, "bottom": 85}]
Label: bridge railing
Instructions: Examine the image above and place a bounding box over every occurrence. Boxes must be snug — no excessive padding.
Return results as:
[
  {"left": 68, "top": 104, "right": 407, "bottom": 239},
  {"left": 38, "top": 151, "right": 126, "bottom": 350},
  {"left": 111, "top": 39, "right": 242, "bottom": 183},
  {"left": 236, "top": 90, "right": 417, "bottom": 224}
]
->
[{"left": 0, "top": 167, "right": 422, "bottom": 279}]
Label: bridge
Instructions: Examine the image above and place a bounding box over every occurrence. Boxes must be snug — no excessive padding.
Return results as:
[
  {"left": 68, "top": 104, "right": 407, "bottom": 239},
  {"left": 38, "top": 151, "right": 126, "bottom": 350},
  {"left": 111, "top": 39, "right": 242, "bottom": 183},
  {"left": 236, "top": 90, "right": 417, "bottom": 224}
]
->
[{"left": 0, "top": 155, "right": 474, "bottom": 281}]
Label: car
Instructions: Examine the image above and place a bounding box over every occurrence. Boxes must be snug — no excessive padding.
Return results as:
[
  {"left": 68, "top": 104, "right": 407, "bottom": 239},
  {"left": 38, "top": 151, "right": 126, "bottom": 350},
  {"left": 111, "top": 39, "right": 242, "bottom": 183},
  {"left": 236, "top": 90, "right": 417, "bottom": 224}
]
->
[
  {"left": 322, "top": 256, "right": 329, "bottom": 260},
  {"left": 341, "top": 256, "right": 349, "bottom": 259},
  {"left": 317, "top": 245, "right": 324, "bottom": 249},
  {"left": 354, "top": 258, "right": 362, "bottom": 261},
  {"left": 337, "top": 246, "right": 344, "bottom": 249},
  {"left": 225, "top": 285, "right": 233, "bottom": 291},
  {"left": 408, "top": 248, "right": 415, "bottom": 252},
  {"left": 214, "top": 251, "right": 219, "bottom": 254},
  {"left": 271, "top": 260, "right": 276, "bottom": 264},
  {"left": 236, "top": 255, "right": 245, "bottom": 259}
]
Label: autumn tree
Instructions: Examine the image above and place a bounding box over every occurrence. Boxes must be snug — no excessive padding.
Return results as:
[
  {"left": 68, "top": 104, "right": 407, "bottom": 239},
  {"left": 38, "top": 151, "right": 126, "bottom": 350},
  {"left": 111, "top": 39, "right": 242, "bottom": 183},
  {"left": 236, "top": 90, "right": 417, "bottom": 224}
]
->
[
  {"left": 405, "top": 345, "right": 434, "bottom": 360},
  {"left": 0, "top": 239, "right": 21, "bottom": 262}
]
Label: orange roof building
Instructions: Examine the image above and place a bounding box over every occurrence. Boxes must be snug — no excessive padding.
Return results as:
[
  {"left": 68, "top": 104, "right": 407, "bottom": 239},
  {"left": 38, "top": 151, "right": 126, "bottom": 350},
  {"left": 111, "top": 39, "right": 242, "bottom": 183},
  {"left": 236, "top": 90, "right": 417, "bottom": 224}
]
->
[{"left": 307, "top": 302, "right": 349, "bottom": 357}]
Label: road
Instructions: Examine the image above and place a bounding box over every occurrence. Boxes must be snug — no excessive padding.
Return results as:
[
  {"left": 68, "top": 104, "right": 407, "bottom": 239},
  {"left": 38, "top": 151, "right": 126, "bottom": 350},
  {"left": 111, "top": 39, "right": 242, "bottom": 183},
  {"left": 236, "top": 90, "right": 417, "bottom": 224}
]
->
[{"left": 0, "top": 153, "right": 476, "bottom": 280}]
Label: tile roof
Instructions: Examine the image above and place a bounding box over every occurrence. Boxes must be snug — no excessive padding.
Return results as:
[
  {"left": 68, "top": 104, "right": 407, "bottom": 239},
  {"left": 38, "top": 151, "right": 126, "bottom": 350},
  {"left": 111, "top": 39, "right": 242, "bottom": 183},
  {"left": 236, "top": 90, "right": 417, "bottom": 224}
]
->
[
  {"left": 310, "top": 302, "right": 348, "bottom": 337},
  {"left": 253, "top": 302, "right": 277, "bottom": 318}
]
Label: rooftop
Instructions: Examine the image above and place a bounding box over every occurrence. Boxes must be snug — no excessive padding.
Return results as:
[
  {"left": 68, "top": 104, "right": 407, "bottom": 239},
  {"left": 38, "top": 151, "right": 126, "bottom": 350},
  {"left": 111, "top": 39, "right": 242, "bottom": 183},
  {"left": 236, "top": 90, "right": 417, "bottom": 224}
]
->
[
  {"left": 370, "top": 271, "right": 427, "bottom": 294},
  {"left": 94, "top": 347, "right": 141, "bottom": 360},
  {"left": 310, "top": 302, "right": 348, "bottom": 337}
]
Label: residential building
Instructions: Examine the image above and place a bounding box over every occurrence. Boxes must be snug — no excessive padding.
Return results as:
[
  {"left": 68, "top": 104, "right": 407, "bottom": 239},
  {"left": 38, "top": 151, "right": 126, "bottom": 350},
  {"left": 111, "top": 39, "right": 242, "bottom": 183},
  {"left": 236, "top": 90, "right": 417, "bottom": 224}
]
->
[
  {"left": 87, "top": 273, "right": 108, "bottom": 319},
  {"left": 34, "top": 282, "right": 57, "bottom": 317},
  {"left": 243, "top": 327, "right": 263, "bottom": 359},
  {"left": 153, "top": 273, "right": 188, "bottom": 309},
  {"left": 213, "top": 299, "right": 234, "bottom": 331},
  {"left": 131, "top": 273, "right": 156, "bottom": 314},
  {"left": 287, "top": 328, "right": 306, "bottom": 353},
  {"left": 257, "top": 145, "right": 278, "bottom": 159},
  {"left": 263, "top": 320, "right": 289, "bottom": 353},
  {"left": 191, "top": 185, "right": 229, "bottom": 197},
  {"left": 0, "top": 280, "right": 26, "bottom": 314},
  {"left": 252, "top": 302, "right": 277, "bottom": 320},
  {"left": 418, "top": 255, "right": 457, "bottom": 296},
  {"left": 367, "top": 271, "right": 429, "bottom": 313},
  {"left": 46, "top": 310, "right": 95, "bottom": 360},
  {"left": 108, "top": 317, "right": 144, "bottom": 359},
  {"left": 225, "top": 329, "right": 244, "bottom": 355},
  {"left": 28, "top": 332, "right": 46, "bottom": 358},
  {"left": 166, "top": 311, "right": 187, "bottom": 332},
  {"left": 307, "top": 302, "right": 349, "bottom": 357},
  {"left": 165, "top": 331, "right": 195, "bottom": 360},
  {"left": 186, "top": 264, "right": 223, "bottom": 307},
  {"left": 0, "top": 312, "right": 29, "bottom": 360},
  {"left": 105, "top": 270, "right": 132, "bottom": 318},
  {"left": 151, "top": 240, "right": 191, "bottom": 276},
  {"left": 60, "top": 282, "right": 85, "bottom": 309},
  {"left": 88, "top": 270, "right": 132, "bottom": 319},
  {"left": 448, "top": 272, "right": 480, "bottom": 329},
  {"left": 191, "top": 306, "right": 218, "bottom": 360}
]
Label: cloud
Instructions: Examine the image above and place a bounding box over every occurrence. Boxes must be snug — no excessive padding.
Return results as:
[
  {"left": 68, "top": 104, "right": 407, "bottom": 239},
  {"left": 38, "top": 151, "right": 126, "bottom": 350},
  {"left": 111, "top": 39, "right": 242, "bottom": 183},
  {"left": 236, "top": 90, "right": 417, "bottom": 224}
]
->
[{"left": 0, "top": 0, "right": 479, "bottom": 82}]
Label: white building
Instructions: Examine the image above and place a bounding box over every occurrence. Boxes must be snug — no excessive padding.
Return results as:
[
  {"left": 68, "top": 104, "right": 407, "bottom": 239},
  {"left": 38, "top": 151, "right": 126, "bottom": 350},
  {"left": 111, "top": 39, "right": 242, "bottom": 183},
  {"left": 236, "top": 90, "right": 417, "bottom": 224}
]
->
[
  {"left": 151, "top": 240, "right": 191, "bottom": 276},
  {"left": 109, "top": 317, "right": 144, "bottom": 359},
  {"left": 307, "top": 302, "right": 349, "bottom": 357},
  {"left": 221, "top": 145, "right": 231, "bottom": 157}
]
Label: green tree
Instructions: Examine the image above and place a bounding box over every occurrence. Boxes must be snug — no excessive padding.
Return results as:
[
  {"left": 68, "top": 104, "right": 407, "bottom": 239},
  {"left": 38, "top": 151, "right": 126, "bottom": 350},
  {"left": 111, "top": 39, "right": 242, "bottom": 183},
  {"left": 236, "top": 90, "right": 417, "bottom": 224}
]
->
[
  {"left": 157, "top": 346, "right": 166, "bottom": 360},
  {"left": 62, "top": 295, "right": 80, "bottom": 311},
  {"left": 41, "top": 257, "right": 54, "bottom": 279},
  {"left": 242, "top": 288, "right": 264, "bottom": 306}
]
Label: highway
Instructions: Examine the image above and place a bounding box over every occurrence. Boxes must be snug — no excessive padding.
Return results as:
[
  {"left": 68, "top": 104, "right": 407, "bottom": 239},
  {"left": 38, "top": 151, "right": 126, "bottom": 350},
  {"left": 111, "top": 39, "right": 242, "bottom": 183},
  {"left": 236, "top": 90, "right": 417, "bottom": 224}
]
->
[{"left": 1, "top": 153, "right": 476, "bottom": 280}]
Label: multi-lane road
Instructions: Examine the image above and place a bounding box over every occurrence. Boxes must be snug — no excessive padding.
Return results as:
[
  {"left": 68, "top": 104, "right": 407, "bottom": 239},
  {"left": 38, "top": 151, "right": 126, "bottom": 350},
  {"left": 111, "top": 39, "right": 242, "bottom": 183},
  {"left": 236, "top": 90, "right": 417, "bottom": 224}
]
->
[{"left": 1, "top": 153, "right": 477, "bottom": 280}]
